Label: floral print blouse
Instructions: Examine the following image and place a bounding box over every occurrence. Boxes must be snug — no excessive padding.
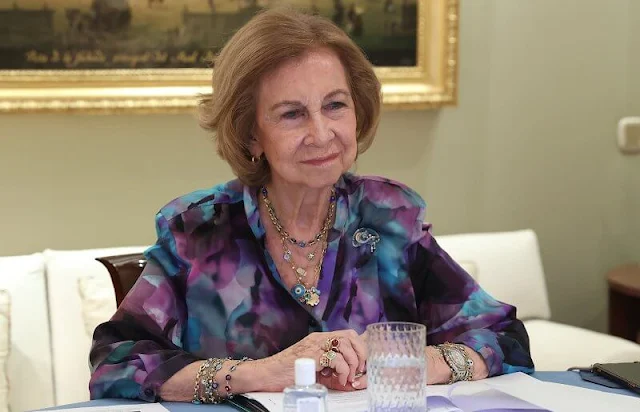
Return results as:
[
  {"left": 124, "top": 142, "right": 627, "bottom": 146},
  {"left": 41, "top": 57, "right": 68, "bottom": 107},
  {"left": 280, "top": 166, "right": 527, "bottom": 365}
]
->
[{"left": 89, "top": 173, "right": 534, "bottom": 401}]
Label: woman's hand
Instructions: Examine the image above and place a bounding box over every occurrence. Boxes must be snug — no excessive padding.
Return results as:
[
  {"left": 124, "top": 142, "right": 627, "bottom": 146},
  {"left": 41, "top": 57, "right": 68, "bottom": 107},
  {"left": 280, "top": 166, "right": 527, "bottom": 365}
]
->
[
  {"left": 318, "top": 366, "right": 368, "bottom": 391},
  {"left": 267, "top": 329, "right": 367, "bottom": 391},
  {"left": 159, "top": 330, "right": 368, "bottom": 400}
]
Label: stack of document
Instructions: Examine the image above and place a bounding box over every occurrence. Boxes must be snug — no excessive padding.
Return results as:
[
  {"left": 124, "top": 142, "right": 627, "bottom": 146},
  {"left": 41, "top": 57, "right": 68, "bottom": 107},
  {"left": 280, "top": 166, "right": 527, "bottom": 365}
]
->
[{"left": 246, "top": 372, "right": 640, "bottom": 412}]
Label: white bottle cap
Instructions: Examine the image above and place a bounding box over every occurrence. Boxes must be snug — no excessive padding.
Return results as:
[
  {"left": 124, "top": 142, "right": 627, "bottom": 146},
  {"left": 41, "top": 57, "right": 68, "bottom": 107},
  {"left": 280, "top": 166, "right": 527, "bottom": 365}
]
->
[{"left": 294, "top": 358, "right": 317, "bottom": 386}]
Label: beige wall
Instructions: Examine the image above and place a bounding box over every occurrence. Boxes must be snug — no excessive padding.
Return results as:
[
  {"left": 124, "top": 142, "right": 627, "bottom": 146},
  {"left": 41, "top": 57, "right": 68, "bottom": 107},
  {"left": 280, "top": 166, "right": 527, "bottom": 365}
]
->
[{"left": 1, "top": 0, "right": 639, "bottom": 333}]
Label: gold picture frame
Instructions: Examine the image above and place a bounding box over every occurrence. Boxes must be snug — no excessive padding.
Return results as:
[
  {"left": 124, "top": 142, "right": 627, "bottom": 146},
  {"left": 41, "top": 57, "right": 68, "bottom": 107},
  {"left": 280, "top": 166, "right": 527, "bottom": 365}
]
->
[{"left": 0, "top": 0, "right": 458, "bottom": 114}]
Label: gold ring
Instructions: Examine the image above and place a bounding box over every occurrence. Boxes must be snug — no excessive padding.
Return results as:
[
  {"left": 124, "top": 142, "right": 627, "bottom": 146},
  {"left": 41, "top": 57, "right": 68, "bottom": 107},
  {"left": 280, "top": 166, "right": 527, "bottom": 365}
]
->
[
  {"left": 354, "top": 371, "right": 366, "bottom": 379},
  {"left": 323, "top": 337, "right": 340, "bottom": 352},
  {"left": 319, "top": 350, "right": 337, "bottom": 368}
]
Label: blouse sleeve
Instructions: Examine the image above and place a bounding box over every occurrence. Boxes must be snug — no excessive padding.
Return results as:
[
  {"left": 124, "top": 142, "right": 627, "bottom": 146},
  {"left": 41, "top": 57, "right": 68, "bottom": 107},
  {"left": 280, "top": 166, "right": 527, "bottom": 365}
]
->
[
  {"left": 88, "top": 212, "right": 199, "bottom": 401},
  {"left": 408, "top": 223, "right": 535, "bottom": 377}
]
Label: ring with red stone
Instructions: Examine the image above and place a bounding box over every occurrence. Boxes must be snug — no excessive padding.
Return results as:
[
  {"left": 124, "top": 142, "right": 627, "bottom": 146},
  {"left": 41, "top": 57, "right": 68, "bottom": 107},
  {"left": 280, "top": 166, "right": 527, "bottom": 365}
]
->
[{"left": 323, "top": 337, "right": 340, "bottom": 352}]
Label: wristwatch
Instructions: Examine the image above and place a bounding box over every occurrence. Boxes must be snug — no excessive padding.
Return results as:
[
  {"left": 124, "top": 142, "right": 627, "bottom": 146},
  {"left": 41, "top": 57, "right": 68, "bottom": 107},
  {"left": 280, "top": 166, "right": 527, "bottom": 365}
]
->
[{"left": 436, "top": 342, "right": 474, "bottom": 384}]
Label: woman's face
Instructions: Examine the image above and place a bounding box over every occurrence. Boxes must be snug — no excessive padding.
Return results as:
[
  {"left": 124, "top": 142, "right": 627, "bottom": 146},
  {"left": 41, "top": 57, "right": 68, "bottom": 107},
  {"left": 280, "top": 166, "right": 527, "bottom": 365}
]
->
[{"left": 252, "top": 47, "right": 358, "bottom": 190}]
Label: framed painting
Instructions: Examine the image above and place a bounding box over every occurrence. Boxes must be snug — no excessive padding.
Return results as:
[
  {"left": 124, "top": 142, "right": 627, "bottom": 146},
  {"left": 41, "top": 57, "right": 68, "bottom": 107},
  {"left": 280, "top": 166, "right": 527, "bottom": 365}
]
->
[{"left": 0, "top": 0, "right": 458, "bottom": 113}]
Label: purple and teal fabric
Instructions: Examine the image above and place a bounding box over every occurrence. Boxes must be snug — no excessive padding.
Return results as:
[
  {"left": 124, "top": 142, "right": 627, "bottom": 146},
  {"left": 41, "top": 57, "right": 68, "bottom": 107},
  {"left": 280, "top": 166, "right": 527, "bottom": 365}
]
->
[{"left": 89, "top": 173, "right": 534, "bottom": 401}]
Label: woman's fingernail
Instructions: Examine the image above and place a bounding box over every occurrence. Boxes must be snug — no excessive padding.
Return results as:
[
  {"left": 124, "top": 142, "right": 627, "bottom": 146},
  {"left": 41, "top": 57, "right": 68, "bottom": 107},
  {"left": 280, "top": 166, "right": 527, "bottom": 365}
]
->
[
  {"left": 351, "top": 380, "right": 361, "bottom": 388},
  {"left": 321, "top": 368, "right": 331, "bottom": 377},
  {"left": 332, "top": 371, "right": 339, "bottom": 378}
]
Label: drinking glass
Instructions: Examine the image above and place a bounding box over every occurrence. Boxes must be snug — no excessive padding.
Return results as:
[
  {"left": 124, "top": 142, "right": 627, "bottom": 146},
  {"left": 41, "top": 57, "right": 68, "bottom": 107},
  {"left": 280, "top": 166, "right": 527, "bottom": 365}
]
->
[{"left": 366, "top": 322, "right": 427, "bottom": 412}]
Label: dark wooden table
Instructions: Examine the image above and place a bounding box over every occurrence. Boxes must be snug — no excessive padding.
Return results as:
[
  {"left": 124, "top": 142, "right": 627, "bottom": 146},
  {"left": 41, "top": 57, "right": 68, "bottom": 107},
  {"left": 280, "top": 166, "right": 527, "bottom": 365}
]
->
[{"left": 608, "top": 263, "right": 640, "bottom": 343}]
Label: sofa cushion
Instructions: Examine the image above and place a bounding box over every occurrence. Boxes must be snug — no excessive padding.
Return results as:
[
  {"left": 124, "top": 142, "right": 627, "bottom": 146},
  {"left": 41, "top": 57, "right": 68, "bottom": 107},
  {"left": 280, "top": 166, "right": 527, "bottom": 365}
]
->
[
  {"left": 0, "top": 253, "right": 54, "bottom": 411},
  {"left": 436, "top": 229, "right": 552, "bottom": 320},
  {"left": 45, "top": 246, "right": 148, "bottom": 405},
  {"left": 524, "top": 319, "right": 640, "bottom": 371},
  {"left": 78, "top": 273, "right": 117, "bottom": 337}
]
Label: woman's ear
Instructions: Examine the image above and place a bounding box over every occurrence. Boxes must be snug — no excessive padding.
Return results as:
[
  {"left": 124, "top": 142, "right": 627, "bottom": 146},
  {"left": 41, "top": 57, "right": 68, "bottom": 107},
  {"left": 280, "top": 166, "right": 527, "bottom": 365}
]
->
[{"left": 249, "top": 133, "right": 264, "bottom": 159}]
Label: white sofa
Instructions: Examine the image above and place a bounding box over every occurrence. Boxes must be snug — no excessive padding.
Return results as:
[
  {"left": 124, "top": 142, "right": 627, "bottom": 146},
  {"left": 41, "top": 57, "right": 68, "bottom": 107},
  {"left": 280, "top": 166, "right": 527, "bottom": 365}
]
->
[
  {"left": 2, "top": 229, "right": 639, "bottom": 410},
  {"left": 436, "top": 230, "right": 640, "bottom": 370},
  {"left": 0, "top": 254, "right": 55, "bottom": 412},
  {"left": 44, "top": 246, "right": 148, "bottom": 406}
]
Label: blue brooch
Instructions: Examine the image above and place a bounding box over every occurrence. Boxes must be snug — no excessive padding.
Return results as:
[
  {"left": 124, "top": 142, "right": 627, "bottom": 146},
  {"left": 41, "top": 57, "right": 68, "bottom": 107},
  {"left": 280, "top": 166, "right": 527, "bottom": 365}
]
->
[{"left": 352, "top": 228, "right": 381, "bottom": 253}]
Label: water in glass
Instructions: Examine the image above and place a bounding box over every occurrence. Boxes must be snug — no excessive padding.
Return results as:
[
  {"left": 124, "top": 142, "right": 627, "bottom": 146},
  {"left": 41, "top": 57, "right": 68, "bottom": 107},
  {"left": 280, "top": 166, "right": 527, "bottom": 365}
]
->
[{"left": 366, "top": 322, "right": 427, "bottom": 412}]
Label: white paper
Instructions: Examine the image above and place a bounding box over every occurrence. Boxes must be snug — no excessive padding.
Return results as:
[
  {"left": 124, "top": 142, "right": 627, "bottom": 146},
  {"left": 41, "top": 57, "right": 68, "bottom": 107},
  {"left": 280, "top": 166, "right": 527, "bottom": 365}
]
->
[
  {"left": 246, "top": 372, "right": 640, "bottom": 412},
  {"left": 483, "top": 372, "right": 640, "bottom": 412},
  {"left": 245, "top": 390, "right": 371, "bottom": 412},
  {"left": 325, "top": 390, "right": 466, "bottom": 412},
  {"left": 248, "top": 389, "right": 463, "bottom": 412},
  {"left": 326, "top": 390, "right": 368, "bottom": 411},
  {"left": 246, "top": 381, "right": 521, "bottom": 412},
  {"left": 46, "top": 403, "right": 169, "bottom": 412}
]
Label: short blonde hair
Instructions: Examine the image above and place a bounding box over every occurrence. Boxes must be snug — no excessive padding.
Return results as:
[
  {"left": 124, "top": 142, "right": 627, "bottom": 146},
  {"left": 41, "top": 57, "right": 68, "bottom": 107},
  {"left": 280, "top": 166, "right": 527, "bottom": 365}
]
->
[{"left": 199, "top": 7, "right": 381, "bottom": 187}]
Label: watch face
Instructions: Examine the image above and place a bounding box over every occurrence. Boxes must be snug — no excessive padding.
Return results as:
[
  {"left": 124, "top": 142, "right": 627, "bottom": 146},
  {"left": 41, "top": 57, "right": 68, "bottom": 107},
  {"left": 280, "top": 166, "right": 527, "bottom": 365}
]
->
[
  {"left": 449, "top": 350, "right": 466, "bottom": 369},
  {"left": 441, "top": 345, "right": 473, "bottom": 382}
]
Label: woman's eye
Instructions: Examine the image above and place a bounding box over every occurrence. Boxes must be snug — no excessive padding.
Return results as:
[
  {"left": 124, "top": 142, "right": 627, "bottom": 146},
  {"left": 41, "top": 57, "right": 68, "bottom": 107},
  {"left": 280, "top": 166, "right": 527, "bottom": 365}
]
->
[
  {"left": 282, "top": 110, "right": 302, "bottom": 119},
  {"left": 326, "top": 101, "right": 346, "bottom": 110}
]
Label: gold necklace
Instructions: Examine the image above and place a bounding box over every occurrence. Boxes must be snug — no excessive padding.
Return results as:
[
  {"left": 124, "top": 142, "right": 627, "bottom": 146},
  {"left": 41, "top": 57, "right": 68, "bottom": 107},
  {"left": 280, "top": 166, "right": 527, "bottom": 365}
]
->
[
  {"left": 284, "top": 235, "right": 323, "bottom": 264},
  {"left": 261, "top": 187, "right": 336, "bottom": 248},
  {"left": 288, "top": 239, "right": 327, "bottom": 306},
  {"left": 260, "top": 186, "right": 336, "bottom": 306}
]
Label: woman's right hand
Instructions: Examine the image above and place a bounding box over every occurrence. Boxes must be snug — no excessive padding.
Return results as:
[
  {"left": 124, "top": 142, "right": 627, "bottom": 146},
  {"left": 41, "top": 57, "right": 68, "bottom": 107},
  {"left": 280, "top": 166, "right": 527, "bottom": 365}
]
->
[{"left": 266, "top": 329, "right": 367, "bottom": 390}]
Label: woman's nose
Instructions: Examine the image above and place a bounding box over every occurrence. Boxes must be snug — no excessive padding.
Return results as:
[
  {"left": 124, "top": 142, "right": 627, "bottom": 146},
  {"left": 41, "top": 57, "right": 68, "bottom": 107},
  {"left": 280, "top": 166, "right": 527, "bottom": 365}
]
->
[{"left": 305, "top": 114, "right": 333, "bottom": 146}]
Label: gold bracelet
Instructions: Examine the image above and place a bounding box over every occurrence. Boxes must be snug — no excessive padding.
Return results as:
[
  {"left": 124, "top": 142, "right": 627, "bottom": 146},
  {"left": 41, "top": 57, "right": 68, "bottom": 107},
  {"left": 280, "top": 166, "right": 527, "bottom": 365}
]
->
[
  {"left": 192, "top": 359, "right": 211, "bottom": 404},
  {"left": 192, "top": 357, "right": 228, "bottom": 404},
  {"left": 191, "top": 356, "right": 252, "bottom": 403}
]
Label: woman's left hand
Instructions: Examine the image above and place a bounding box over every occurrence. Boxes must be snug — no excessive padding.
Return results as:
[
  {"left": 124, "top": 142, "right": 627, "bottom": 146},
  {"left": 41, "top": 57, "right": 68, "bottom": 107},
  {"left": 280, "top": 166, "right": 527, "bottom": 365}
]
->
[
  {"left": 426, "top": 346, "right": 451, "bottom": 384},
  {"left": 425, "top": 345, "right": 489, "bottom": 384}
]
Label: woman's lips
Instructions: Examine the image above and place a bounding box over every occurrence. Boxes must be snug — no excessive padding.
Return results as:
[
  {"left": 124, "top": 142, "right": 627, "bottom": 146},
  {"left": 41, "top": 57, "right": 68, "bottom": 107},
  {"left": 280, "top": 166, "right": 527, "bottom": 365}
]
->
[{"left": 302, "top": 153, "right": 339, "bottom": 166}]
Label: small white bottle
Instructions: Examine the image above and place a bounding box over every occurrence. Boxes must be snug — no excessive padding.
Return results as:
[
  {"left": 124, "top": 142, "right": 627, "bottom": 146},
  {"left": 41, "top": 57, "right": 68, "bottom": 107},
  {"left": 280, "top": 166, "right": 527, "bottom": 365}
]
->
[{"left": 283, "top": 358, "right": 328, "bottom": 412}]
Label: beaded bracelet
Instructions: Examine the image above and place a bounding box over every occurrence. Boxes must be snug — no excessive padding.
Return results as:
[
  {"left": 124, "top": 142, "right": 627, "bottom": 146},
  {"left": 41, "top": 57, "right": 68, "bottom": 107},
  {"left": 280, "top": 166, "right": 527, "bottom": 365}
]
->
[
  {"left": 223, "top": 356, "right": 252, "bottom": 399},
  {"left": 205, "top": 357, "right": 229, "bottom": 403},
  {"left": 192, "top": 356, "right": 253, "bottom": 403}
]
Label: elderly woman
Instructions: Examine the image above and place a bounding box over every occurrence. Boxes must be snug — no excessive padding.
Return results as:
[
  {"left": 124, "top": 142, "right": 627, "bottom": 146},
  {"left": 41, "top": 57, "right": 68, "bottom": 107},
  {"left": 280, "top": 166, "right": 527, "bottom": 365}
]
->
[{"left": 89, "top": 8, "right": 534, "bottom": 404}]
